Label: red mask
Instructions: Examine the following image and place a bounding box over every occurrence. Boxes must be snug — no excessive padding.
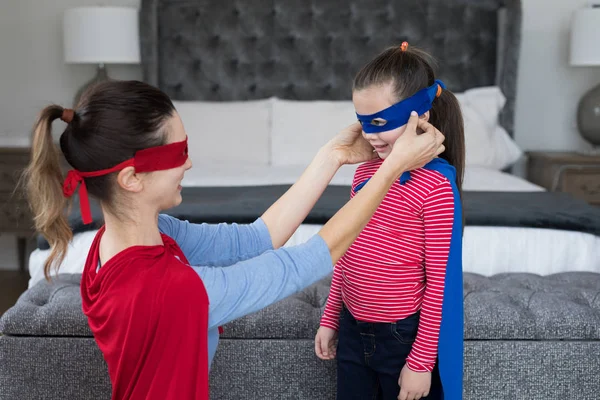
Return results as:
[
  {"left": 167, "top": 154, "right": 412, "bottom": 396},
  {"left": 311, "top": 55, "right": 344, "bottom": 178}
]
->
[{"left": 63, "top": 137, "right": 189, "bottom": 224}]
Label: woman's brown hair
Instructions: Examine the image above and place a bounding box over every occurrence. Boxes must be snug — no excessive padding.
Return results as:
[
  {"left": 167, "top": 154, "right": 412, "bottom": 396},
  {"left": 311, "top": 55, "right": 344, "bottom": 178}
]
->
[
  {"left": 353, "top": 44, "right": 466, "bottom": 194},
  {"left": 22, "top": 80, "right": 176, "bottom": 280}
]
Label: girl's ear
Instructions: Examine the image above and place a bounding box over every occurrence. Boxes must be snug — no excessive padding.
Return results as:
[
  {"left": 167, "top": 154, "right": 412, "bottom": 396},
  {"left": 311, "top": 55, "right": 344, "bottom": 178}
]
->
[{"left": 419, "top": 111, "right": 430, "bottom": 122}]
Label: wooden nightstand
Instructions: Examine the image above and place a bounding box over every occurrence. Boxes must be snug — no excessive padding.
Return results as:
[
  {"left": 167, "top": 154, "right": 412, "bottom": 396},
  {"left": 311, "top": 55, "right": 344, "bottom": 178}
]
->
[
  {"left": 526, "top": 151, "right": 600, "bottom": 206},
  {"left": 0, "top": 146, "right": 35, "bottom": 272}
]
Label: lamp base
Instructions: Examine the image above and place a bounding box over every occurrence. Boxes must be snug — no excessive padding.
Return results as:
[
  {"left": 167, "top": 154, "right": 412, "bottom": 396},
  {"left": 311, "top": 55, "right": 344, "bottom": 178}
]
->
[
  {"left": 577, "top": 81, "right": 600, "bottom": 147},
  {"left": 73, "top": 64, "right": 109, "bottom": 107}
]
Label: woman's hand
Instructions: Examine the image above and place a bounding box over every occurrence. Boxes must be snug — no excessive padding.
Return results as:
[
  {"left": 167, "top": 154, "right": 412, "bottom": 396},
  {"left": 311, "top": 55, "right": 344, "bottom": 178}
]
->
[
  {"left": 384, "top": 111, "right": 445, "bottom": 178},
  {"left": 324, "top": 121, "right": 378, "bottom": 166},
  {"left": 398, "top": 365, "right": 432, "bottom": 400}
]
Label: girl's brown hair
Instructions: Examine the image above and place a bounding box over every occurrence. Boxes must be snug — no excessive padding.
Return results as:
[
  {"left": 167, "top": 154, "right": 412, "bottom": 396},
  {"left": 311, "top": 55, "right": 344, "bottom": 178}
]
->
[
  {"left": 353, "top": 44, "right": 466, "bottom": 193},
  {"left": 23, "top": 80, "right": 176, "bottom": 280}
]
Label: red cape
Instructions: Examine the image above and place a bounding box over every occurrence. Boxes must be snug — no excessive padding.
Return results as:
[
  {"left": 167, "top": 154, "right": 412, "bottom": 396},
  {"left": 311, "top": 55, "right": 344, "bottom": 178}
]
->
[{"left": 81, "top": 226, "right": 210, "bottom": 400}]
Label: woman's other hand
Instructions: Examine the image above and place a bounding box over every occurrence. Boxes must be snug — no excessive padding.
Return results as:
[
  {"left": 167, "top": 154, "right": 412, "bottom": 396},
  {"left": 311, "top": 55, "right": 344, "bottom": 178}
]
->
[{"left": 325, "top": 121, "right": 378, "bottom": 166}]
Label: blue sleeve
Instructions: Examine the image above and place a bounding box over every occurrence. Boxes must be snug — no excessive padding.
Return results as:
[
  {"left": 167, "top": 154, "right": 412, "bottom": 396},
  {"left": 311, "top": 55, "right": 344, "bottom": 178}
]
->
[
  {"left": 191, "top": 234, "right": 332, "bottom": 329},
  {"left": 158, "top": 214, "right": 273, "bottom": 267}
]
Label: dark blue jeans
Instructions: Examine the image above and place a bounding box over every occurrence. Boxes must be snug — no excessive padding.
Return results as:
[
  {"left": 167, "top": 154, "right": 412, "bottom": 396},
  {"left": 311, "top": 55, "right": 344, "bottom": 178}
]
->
[{"left": 336, "top": 306, "right": 442, "bottom": 400}]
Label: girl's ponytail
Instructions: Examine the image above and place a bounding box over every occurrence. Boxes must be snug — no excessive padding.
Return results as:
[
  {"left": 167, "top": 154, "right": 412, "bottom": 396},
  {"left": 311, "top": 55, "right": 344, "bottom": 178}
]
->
[
  {"left": 23, "top": 106, "right": 73, "bottom": 280},
  {"left": 429, "top": 89, "right": 466, "bottom": 231},
  {"left": 429, "top": 89, "right": 465, "bottom": 193}
]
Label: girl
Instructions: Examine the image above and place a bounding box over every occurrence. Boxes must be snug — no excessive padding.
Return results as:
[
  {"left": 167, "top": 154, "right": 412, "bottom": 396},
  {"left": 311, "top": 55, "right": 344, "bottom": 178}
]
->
[
  {"left": 315, "top": 43, "right": 465, "bottom": 400},
  {"left": 24, "top": 80, "right": 444, "bottom": 400}
]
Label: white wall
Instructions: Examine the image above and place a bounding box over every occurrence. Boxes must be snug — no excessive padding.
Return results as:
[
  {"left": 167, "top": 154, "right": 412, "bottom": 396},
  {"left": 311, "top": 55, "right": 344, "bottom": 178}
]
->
[
  {"left": 1, "top": 0, "right": 600, "bottom": 270},
  {"left": 515, "top": 0, "right": 600, "bottom": 151},
  {"left": 0, "top": 0, "right": 142, "bottom": 270},
  {"left": 0, "top": 0, "right": 142, "bottom": 143},
  {"left": 1, "top": 0, "right": 599, "bottom": 148}
]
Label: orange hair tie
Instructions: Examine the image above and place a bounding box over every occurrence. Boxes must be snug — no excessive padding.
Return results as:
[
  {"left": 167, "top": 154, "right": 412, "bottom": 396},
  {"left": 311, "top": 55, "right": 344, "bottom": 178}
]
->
[
  {"left": 61, "top": 108, "right": 74, "bottom": 124},
  {"left": 400, "top": 41, "right": 408, "bottom": 52},
  {"left": 436, "top": 84, "right": 443, "bottom": 98}
]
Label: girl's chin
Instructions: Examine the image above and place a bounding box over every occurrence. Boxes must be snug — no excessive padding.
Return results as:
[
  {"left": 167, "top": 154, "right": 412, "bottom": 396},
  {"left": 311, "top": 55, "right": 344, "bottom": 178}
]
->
[{"left": 375, "top": 150, "right": 390, "bottom": 159}]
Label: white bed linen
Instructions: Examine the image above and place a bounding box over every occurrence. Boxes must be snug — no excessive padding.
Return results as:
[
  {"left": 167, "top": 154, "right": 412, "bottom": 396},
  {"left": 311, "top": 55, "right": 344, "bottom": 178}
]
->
[
  {"left": 285, "top": 226, "right": 600, "bottom": 276},
  {"left": 28, "top": 224, "right": 600, "bottom": 289},
  {"left": 28, "top": 166, "right": 600, "bottom": 288}
]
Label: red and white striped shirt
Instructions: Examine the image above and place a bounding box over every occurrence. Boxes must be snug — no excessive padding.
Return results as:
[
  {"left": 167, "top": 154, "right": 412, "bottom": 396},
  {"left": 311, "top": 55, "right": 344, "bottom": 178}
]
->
[{"left": 320, "top": 158, "right": 456, "bottom": 373}]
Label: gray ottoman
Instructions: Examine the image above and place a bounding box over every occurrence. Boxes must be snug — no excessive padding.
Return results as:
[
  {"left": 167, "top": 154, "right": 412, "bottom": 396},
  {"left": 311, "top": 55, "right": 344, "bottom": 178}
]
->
[{"left": 1, "top": 272, "right": 599, "bottom": 400}]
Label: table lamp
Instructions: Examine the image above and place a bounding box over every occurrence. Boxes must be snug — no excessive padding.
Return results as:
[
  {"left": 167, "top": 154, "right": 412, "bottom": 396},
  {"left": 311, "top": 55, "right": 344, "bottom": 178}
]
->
[
  {"left": 570, "top": 4, "right": 600, "bottom": 150},
  {"left": 63, "top": 6, "right": 141, "bottom": 106}
]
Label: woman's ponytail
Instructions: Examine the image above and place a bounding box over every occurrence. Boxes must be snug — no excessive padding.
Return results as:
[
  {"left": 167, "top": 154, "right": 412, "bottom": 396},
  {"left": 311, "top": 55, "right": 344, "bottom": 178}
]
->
[{"left": 23, "top": 106, "right": 73, "bottom": 280}]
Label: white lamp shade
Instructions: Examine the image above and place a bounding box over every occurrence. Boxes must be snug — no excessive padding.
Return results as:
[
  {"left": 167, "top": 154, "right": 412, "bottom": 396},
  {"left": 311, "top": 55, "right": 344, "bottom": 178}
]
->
[
  {"left": 570, "top": 6, "right": 600, "bottom": 66},
  {"left": 63, "top": 7, "right": 140, "bottom": 64}
]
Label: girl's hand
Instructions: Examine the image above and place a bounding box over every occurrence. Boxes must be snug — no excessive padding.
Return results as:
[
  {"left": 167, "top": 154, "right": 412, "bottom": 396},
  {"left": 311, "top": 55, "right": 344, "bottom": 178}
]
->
[
  {"left": 314, "top": 326, "right": 338, "bottom": 360},
  {"left": 325, "top": 121, "right": 378, "bottom": 166},
  {"left": 384, "top": 112, "right": 445, "bottom": 178},
  {"left": 398, "top": 364, "right": 431, "bottom": 400}
]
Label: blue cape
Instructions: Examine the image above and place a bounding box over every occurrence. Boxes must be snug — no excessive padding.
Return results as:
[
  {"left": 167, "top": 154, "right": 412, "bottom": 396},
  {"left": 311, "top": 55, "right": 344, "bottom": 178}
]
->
[{"left": 355, "top": 158, "right": 464, "bottom": 399}]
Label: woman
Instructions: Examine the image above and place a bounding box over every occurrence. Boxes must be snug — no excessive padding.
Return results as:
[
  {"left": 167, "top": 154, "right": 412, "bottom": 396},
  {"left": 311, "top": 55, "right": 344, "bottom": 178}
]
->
[{"left": 24, "top": 80, "right": 444, "bottom": 400}]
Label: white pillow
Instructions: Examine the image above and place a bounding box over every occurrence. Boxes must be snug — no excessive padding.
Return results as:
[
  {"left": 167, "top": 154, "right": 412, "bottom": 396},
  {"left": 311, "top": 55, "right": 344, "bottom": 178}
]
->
[
  {"left": 460, "top": 101, "right": 498, "bottom": 167},
  {"left": 489, "top": 125, "right": 523, "bottom": 170},
  {"left": 270, "top": 99, "right": 357, "bottom": 166},
  {"left": 463, "top": 86, "right": 506, "bottom": 134},
  {"left": 173, "top": 98, "right": 273, "bottom": 166},
  {"left": 270, "top": 87, "right": 522, "bottom": 170},
  {"left": 459, "top": 86, "right": 522, "bottom": 169}
]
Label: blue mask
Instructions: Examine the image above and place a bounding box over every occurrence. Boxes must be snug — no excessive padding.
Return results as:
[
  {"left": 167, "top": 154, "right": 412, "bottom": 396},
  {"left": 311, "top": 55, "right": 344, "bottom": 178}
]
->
[{"left": 356, "top": 79, "right": 446, "bottom": 134}]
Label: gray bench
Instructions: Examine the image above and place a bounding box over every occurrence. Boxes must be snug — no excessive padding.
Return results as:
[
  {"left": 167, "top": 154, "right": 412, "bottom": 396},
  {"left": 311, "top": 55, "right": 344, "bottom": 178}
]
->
[{"left": 1, "top": 272, "right": 599, "bottom": 399}]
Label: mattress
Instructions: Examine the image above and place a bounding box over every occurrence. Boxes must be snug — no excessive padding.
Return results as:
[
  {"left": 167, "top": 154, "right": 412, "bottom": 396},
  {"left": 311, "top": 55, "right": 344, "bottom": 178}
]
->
[
  {"left": 28, "top": 223, "right": 600, "bottom": 289},
  {"left": 27, "top": 166, "right": 600, "bottom": 288}
]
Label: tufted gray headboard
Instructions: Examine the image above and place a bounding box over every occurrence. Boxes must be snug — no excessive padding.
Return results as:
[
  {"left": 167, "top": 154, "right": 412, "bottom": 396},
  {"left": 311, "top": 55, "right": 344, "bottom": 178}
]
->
[{"left": 139, "top": 0, "right": 521, "bottom": 135}]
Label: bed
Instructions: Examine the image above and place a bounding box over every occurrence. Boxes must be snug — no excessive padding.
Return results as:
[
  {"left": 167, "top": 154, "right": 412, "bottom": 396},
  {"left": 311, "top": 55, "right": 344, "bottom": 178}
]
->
[{"left": 28, "top": 0, "right": 600, "bottom": 288}]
